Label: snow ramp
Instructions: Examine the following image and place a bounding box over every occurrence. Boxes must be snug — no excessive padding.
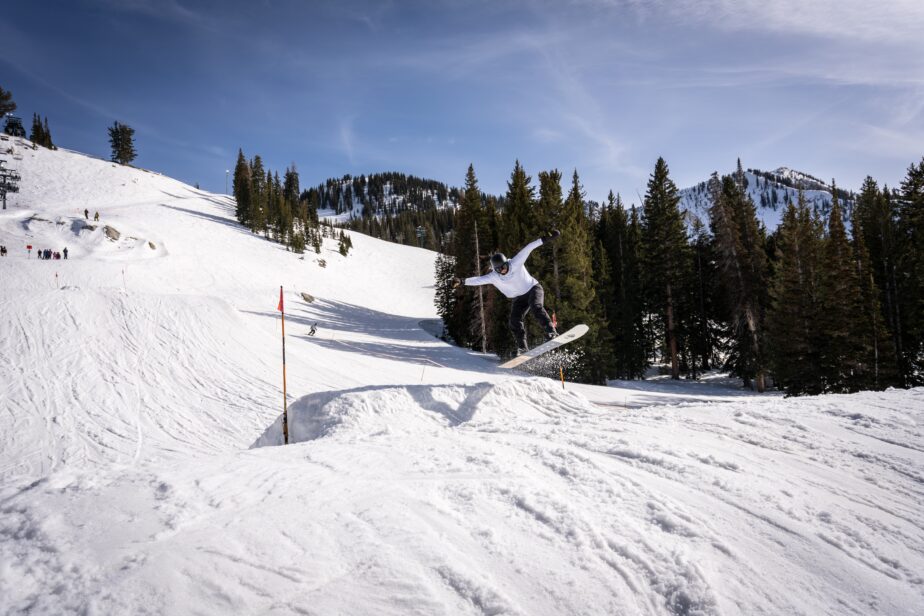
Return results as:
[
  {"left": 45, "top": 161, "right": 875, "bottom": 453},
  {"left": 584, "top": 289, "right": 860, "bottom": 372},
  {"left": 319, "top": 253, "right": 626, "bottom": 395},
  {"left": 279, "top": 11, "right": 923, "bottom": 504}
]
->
[{"left": 252, "top": 378, "right": 594, "bottom": 446}]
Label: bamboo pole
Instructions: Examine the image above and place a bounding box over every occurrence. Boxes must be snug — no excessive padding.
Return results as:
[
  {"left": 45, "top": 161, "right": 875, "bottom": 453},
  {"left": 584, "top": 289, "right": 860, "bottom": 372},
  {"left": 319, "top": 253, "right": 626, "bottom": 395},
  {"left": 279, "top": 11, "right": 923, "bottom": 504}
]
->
[{"left": 279, "top": 286, "right": 289, "bottom": 445}]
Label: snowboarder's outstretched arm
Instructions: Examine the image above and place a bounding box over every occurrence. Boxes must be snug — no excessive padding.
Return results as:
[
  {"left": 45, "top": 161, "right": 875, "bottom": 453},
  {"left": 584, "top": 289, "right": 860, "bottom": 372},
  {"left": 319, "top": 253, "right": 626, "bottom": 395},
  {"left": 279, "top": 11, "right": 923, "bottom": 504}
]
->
[
  {"left": 508, "top": 230, "right": 561, "bottom": 270},
  {"left": 462, "top": 272, "right": 497, "bottom": 287}
]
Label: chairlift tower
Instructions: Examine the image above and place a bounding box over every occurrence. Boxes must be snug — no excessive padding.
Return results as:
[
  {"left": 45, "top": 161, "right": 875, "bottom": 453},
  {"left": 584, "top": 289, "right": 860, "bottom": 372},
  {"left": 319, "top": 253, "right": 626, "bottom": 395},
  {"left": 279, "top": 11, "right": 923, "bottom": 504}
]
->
[
  {"left": 2, "top": 115, "right": 25, "bottom": 138},
  {"left": 0, "top": 158, "right": 21, "bottom": 210}
]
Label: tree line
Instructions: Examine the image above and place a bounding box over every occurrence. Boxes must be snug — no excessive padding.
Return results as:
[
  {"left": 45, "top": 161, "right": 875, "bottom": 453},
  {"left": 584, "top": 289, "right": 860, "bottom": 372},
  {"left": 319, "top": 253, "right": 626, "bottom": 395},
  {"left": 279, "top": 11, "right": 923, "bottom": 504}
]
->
[
  {"left": 232, "top": 149, "right": 352, "bottom": 256},
  {"left": 3, "top": 85, "right": 141, "bottom": 166},
  {"left": 435, "top": 157, "right": 924, "bottom": 393},
  {"left": 302, "top": 172, "right": 462, "bottom": 217},
  {"left": 343, "top": 206, "right": 457, "bottom": 252}
]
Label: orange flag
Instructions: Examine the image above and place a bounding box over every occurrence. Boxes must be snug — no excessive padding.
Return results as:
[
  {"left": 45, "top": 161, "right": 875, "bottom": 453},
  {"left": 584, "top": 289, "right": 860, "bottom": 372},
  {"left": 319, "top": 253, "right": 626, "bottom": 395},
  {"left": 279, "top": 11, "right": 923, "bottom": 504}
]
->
[{"left": 277, "top": 287, "right": 284, "bottom": 312}]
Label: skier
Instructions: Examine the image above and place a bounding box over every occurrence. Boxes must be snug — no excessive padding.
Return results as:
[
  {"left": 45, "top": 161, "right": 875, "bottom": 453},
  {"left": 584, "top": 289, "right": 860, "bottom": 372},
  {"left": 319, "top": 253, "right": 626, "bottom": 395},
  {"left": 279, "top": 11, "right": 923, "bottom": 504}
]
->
[
  {"left": 84, "top": 208, "right": 88, "bottom": 220},
  {"left": 453, "top": 230, "right": 560, "bottom": 354}
]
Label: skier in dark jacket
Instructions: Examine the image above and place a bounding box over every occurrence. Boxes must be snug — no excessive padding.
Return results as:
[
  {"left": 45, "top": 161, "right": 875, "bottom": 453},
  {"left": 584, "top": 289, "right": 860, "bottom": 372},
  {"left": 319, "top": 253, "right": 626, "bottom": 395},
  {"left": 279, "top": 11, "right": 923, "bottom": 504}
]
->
[{"left": 454, "top": 230, "right": 560, "bottom": 354}]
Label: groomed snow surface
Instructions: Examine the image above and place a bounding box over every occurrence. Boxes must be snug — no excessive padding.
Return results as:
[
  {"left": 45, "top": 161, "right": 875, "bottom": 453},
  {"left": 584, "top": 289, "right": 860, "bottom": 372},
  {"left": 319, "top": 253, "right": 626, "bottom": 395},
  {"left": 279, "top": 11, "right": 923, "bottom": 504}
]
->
[{"left": 1, "top": 138, "right": 922, "bottom": 615}]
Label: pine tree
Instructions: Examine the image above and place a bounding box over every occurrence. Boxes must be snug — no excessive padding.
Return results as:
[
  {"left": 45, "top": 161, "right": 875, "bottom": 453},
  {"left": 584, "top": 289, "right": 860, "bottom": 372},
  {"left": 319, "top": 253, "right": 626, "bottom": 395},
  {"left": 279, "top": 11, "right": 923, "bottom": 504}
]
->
[
  {"left": 555, "top": 170, "right": 608, "bottom": 383},
  {"left": 590, "top": 236, "right": 617, "bottom": 379},
  {"left": 817, "top": 185, "right": 864, "bottom": 392},
  {"left": 42, "top": 117, "right": 53, "bottom": 149},
  {"left": 30, "top": 114, "right": 44, "bottom": 146},
  {"left": 768, "top": 192, "right": 824, "bottom": 395},
  {"left": 709, "top": 172, "right": 769, "bottom": 390},
  {"left": 687, "top": 216, "right": 723, "bottom": 376},
  {"left": 283, "top": 164, "right": 300, "bottom": 208},
  {"left": 434, "top": 252, "right": 458, "bottom": 339},
  {"left": 311, "top": 227, "right": 322, "bottom": 253},
  {"left": 640, "top": 157, "right": 689, "bottom": 379},
  {"left": 0, "top": 86, "right": 15, "bottom": 117},
  {"left": 853, "top": 176, "right": 905, "bottom": 385},
  {"left": 597, "top": 195, "right": 648, "bottom": 379},
  {"left": 338, "top": 230, "right": 352, "bottom": 256},
  {"left": 232, "top": 149, "right": 252, "bottom": 225},
  {"left": 449, "top": 164, "right": 488, "bottom": 350},
  {"left": 623, "top": 206, "right": 649, "bottom": 377},
  {"left": 249, "top": 156, "right": 267, "bottom": 235},
  {"left": 897, "top": 158, "right": 924, "bottom": 384},
  {"left": 532, "top": 170, "right": 565, "bottom": 310},
  {"left": 290, "top": 231, "right": 306, "bottom": 254},
  {"left": 850, "top": 207, "right": 898, "bottom": 390},
  {"left": 502, "top": 160, "right": 535, "bottom": 247},
  {"left": 108, "top": 122, "right": 136, "bottom": 165}
]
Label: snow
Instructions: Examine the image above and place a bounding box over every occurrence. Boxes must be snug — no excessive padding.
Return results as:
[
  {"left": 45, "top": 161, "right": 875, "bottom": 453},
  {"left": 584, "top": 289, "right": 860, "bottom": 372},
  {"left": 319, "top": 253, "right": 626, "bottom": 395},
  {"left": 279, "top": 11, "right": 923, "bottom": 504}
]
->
[{"left": 2, "top": 137, "right": 923, "bottom": 615}]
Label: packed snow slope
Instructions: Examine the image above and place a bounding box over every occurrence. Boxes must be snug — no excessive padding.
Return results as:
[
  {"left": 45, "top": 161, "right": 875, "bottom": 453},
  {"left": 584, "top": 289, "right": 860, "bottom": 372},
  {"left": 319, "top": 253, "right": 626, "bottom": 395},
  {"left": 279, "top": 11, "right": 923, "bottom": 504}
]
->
[{"left": 1, "top": 137, "right": 922, "bottom": 615}]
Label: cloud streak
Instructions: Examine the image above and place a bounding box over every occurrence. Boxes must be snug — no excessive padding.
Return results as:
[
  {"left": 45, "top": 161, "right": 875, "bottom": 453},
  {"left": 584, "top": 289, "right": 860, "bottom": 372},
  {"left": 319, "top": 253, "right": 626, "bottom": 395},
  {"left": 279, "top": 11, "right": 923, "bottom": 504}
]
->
[{"left": 580, "top": 0, "right": 924, "bottom": 45}]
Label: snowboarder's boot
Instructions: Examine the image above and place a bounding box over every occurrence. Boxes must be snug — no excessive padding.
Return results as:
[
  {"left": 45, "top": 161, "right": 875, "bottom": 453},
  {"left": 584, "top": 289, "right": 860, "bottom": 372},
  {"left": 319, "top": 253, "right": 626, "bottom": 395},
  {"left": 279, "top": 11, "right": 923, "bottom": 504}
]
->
[{"left": 546, "top": 328, "right": 559, "bottom": 340}]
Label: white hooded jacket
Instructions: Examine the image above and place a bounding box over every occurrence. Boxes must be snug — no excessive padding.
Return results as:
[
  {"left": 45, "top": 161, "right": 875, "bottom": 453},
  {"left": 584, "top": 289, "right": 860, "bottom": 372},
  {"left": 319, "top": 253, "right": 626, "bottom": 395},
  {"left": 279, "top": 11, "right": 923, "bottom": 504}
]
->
[{"left": 463, "top": 238, "right": 543, "bottom": 299}]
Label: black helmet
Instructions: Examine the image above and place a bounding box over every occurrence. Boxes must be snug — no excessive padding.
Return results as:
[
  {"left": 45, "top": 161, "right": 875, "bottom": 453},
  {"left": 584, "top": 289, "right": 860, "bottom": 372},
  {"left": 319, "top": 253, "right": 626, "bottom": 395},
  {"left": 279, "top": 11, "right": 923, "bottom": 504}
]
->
[{"left": 490, "top": 253, "right": 508, "bottom": 272}]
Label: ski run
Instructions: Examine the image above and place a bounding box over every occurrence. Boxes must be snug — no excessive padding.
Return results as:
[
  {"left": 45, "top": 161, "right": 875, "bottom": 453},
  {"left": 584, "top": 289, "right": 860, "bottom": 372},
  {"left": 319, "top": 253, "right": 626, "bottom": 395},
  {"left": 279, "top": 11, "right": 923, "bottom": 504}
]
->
[{"left": 1, "top": 138, "right": 923, "bottom": 615}]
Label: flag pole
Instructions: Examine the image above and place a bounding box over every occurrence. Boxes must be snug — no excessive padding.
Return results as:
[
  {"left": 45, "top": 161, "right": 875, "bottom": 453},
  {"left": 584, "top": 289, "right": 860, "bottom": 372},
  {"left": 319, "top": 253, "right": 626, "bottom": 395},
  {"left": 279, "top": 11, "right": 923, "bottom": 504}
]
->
[{"left": 279, "top": 285, "right": 289, "bottom": 444}]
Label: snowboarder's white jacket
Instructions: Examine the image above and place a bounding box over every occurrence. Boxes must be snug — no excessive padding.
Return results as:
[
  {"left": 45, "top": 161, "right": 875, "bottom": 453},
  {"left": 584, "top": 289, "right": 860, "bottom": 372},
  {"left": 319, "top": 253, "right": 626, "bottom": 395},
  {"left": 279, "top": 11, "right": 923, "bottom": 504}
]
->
[{"left": 464, "top": 238, "right": 543, "bottom": 299}]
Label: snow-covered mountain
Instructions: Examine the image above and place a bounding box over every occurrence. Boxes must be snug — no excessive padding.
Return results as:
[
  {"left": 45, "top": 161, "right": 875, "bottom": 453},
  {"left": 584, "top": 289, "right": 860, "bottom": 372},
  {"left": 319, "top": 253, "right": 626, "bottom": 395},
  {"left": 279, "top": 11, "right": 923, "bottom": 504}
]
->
[
  {"left": 680, "top": 166, "right": 855, "bottom": 232},
  {"left": 309, "top": 172, "right": 461, "bottom": 224},
  {"left": 1, "top": 138, "right": 922, "bottom": 615}
]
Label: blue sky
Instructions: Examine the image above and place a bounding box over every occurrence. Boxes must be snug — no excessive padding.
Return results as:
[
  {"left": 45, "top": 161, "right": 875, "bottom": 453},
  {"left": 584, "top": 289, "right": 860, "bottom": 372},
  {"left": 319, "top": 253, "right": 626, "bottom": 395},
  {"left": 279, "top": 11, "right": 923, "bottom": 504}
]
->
[{"left": 2, "top": 0, "right": 922, "bottom": 202}]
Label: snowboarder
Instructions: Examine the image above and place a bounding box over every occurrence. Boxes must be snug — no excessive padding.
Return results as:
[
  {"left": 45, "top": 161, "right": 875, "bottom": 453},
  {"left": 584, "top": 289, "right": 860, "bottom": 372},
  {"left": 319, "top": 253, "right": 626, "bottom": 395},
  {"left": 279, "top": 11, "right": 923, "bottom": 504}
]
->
[
  {"left": 453, "top": 230, "right": 561, "bottom": 354},
  {"left": 308, "top": 322, "right": 317, "bottom": 336},
  {"left": 94, "top": 211, "right": 99, "bottom": 222},
  {"left": 84, "top": 208, "right": 88, "bottom": 220},
  {"left": 63, "top": 247, "right": 68, "bottom": 260}
]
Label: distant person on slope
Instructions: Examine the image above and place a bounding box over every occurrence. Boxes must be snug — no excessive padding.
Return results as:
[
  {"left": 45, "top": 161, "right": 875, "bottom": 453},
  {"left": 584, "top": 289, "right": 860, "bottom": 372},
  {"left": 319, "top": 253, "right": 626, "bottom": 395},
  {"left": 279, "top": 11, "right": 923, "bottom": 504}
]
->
[
  {"left": 63, "top": 247, "right": 68, "bottom": 260},
  {"left": 84, "top": 208, "right": 89, "bottom": 220},
  {"left": 453, "top": 230, "right": 560, "bottom": 354}
]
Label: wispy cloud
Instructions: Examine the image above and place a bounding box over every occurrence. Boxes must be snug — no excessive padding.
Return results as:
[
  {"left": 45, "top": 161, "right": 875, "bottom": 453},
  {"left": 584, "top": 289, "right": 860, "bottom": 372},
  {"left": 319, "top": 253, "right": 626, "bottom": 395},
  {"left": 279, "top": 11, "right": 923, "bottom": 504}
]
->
[
  {"left": 339, "top": 116, "right": 356, "bottom": 164},
  {"left": 90, "top": 0, "right": 209, "bottom": 27},
  {"left": 378, "top": 28, "right": 555, "bottom": 78},
  {"left": 578, "top": 0, "right": 924, "bottom": 45}
]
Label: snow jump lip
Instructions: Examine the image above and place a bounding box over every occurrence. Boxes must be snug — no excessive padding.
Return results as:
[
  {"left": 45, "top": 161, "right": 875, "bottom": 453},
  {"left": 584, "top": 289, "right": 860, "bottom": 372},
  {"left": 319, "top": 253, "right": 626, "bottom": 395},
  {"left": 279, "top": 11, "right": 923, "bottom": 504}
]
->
[{"left": 250, "top": 379, "right": 592, "bottom": 448}]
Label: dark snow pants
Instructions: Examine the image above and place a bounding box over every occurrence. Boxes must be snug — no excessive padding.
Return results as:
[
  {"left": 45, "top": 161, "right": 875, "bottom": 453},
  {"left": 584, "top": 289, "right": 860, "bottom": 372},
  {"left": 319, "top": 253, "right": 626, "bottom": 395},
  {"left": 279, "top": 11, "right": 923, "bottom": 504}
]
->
[{"left": 509, "top": 284, "right": 554, "bottom": 350}]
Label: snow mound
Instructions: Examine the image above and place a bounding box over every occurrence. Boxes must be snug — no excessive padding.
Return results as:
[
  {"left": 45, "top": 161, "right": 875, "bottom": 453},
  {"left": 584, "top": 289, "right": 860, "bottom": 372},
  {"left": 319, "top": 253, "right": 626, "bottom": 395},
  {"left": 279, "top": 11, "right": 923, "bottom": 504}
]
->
[
  {"left": 252, "top": 378, "right": 593, "bottom": 446},
  {"left": 6, "top": 212, "right": 163, "bottom": 260}
]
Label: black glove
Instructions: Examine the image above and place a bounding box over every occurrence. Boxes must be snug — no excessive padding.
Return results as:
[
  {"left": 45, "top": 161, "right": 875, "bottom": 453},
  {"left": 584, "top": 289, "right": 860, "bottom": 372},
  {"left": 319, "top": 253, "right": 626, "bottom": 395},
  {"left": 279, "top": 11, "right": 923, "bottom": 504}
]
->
[
  {"left": 542, "top": 229, "right": 561, "bottom": 244},
  {"left": 451, "top": 276, "right": 462, "bottom": 289}
]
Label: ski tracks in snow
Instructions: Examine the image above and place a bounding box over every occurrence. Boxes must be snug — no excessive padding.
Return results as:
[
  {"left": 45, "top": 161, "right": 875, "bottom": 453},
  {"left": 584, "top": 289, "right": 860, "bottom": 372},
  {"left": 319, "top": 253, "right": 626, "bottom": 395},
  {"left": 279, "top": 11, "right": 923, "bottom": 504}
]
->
[
  {"left": 0, "top": 288, "right": 282, "bottom": 482},
  {"left": 2, "top": 377, "right": 923, "bottom": 614}
]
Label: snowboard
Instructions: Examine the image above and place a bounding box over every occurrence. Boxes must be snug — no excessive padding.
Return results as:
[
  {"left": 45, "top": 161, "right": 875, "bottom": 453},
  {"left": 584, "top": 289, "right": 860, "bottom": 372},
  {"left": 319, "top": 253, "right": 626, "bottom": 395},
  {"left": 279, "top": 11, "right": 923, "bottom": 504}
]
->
[{"left": 498, "top": 324, "right": 589, "bottom": 369}]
